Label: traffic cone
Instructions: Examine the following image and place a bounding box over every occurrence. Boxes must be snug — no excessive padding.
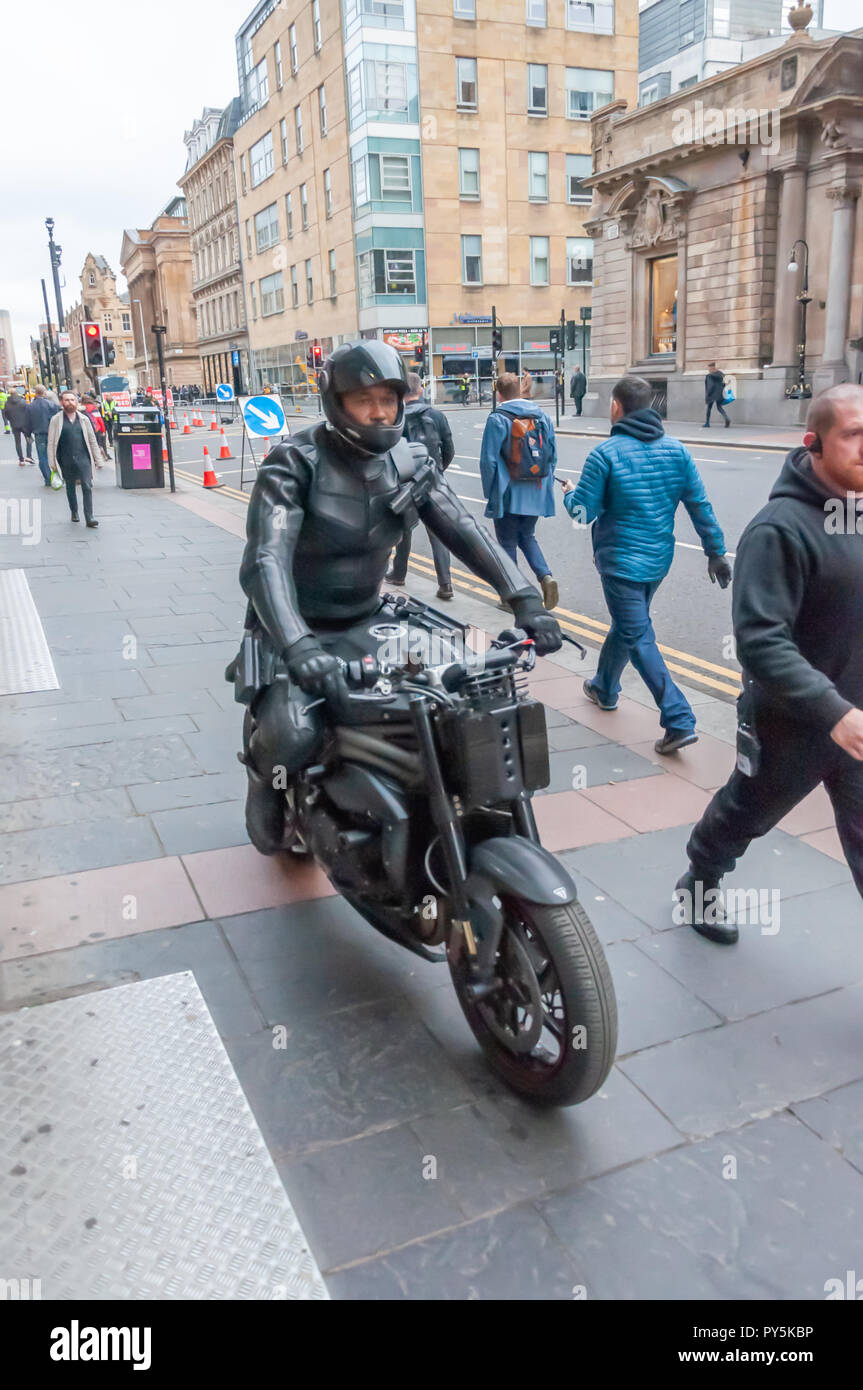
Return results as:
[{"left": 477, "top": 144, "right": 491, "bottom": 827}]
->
[
  {"left": 182, "top": 413, "right": 191, "bottom": 434},
  {"left": 210, "top": 412, "right": 218, "bottom": 431},
  {"left": 218, "top": 427, "right": 232, "bottom": 459},
  {"left": 193, "top": 408, "right": 203, "bottom": 427},
  {"left": 162, "top": 444, "right": 169, "bottom": 463},
  {"left": 169, "top": 412, "right": 177, "bottom": 430},
  {"left": 202, "top": 446, "right": 219, "bottom": 488}
]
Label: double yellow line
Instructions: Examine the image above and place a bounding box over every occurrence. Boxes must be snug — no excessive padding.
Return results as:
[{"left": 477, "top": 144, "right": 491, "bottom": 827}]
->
[{"left": 172, "top": 466, "right": 742, "bottom": 699}]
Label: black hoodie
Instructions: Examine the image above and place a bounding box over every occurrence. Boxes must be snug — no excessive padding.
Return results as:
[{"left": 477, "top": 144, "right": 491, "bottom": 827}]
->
[{"left": 732, "top": 447, "right": 863, "bottom": 733}]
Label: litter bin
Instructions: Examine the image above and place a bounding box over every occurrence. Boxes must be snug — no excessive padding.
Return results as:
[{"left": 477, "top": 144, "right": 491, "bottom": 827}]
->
[{"left": 115, "top": 405, "right": 165, "bottom": 488}]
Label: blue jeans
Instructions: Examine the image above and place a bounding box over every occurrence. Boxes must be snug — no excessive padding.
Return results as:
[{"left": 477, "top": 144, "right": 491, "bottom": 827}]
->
[
  {"left": 492, "top": 513, "right": 551, "bottom": 581},
  {"left": 592, "top": 574, "right": 694, "bottom": 732},
  {"left": 34, "top": 433, "right": 51, "bottom": 484}
]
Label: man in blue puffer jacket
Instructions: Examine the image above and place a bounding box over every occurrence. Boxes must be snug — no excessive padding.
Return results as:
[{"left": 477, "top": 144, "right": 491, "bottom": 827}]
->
[{"left": 563, "top": 375, "right": 731, "bottom": 754}]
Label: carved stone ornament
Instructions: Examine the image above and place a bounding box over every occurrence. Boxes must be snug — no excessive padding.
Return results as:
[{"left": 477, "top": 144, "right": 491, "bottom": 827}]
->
[
  {"left": 820, "top": 119, "right": 846, "bottom": 150},
  {"left": 625, "top": 188, "right": 691, "bottom": 248}
]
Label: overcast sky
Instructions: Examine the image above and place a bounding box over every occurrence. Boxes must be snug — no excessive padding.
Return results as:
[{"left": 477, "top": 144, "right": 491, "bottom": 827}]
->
[{"left": 0, "top": 0, "right": 859, "bottom": 368}]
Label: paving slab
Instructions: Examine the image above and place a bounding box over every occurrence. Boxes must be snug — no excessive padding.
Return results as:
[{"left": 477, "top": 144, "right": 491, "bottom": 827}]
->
[{"left": 792, "top": 1080, "right": 863, "bottom": 1179}]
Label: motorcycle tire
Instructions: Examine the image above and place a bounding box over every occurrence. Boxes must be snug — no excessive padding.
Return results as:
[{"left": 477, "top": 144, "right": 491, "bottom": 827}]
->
[{"left": 448, "top": 896, "right": 617, "bottom": 1107}]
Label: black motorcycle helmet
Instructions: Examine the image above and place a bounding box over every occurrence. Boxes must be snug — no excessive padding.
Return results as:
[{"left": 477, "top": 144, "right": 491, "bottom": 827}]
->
[{"left": 319, "top": 340, "right": 408, "bottom": 457}]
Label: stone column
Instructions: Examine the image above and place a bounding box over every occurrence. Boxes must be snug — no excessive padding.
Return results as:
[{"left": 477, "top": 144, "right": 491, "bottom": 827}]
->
[
  {"left": 821, "top": 184, "right": 860, "bottom": 366},
  {"left": 769, "top": 166, "right": 808, "bottom": 368}
]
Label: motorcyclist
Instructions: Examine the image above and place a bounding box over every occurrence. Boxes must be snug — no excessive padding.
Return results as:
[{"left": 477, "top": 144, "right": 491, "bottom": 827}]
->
[{"left": 231, "top": 340, "right": 563, "bottom": 854}]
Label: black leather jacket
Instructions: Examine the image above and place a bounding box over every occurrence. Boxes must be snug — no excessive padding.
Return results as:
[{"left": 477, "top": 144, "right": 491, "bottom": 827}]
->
[{"left": 239, "top": 420, "right": 537, "bottom": 657}]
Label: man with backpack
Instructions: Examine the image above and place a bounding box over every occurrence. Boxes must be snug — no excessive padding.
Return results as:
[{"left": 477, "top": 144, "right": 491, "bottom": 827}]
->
[
  {"left": 385, "top": 372, "right": 455, "bottom": 599},
  {"left": 479, "top": 370, "right": 559, "bottom": 611}
]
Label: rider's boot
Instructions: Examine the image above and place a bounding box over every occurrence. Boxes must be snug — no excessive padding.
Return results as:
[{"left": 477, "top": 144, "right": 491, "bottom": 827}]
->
[{"left": 244, "top": 762, "right": 286, "bottom": 856}]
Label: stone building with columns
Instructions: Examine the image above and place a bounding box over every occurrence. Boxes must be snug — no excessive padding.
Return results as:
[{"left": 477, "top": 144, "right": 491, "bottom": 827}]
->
[{"left": 584, "top": 9, "right": 863, "bottom": 424}]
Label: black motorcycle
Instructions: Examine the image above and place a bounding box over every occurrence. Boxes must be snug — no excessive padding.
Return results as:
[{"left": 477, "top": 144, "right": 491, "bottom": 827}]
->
[{"left": 242, "top": 594, "right": 617, "bottom": 1108}]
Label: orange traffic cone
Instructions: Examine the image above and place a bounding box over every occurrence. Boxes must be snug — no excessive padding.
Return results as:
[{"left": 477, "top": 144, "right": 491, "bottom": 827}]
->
[
  {"left": 162, "top": 442, "right": 169, "bottom": 462},
  {"left": 182, "top": 413, "right": 191, "bottom": 434},
  {"left": 169, "top": 413, "right": 177, "bottom": 430},
  {"left": 210, "top": 412, "right": 218, "bottom": 431},
  {"left": 218, "top": 427, "right": 232, "bottom": 460},
  {"left": 202, "top": 446, "right": 219, "bottom": 488}
]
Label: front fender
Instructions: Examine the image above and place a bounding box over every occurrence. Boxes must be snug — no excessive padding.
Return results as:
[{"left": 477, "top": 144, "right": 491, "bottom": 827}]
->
[{"left": 467, "top": 836, "right": 577, "bottom": 907}]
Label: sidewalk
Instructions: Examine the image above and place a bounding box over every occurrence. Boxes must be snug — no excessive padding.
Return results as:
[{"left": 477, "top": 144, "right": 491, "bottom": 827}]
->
[
  {"left": 556, "top": 415, "right": 800, "bottom": 452},
  {"left": 1, "top": 453, "right": 861, "bottom": 1301}
]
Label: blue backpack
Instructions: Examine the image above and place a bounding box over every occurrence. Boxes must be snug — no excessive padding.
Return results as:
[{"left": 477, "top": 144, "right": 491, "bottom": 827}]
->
[{"left": 497, "top": 410, "right": 554, "bottom": 485}]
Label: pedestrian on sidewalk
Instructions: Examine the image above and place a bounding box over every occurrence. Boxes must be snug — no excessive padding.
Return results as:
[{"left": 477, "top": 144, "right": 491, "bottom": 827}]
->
[
  {"left": 570, "top": 367, "right": 587, "bottom": 417},
  {"left": 27, "top": 385, "right": 60, "bottom": 486},
  {"left": 47, "top": 390, "right": 100, "bottom": 528},
  {"left": 677, "top": 383, "right": 863, "bottom": 943},
  {"left": 459, "top": 373, "right": 471, "bottom": 407},
  {"left": 562, "top": 375, "right": 731, "bottom": 752},
  {"left": 0, "top": 386, "right": 10, "bottom": 432},
  {"left": 385, "top": 372, "right": 456, "bottom": 599},
  {"left": 101, "top": 394, "right": 116, "bottom": 446},
  {"left": 480, "top": 370, "right": 559, "bottom": 611},
  {"left": 704, "top": 361, "right": 731, "bottom": 428},
  {"left": 3, "top": 389, "right": 34, "bottom": 465},
  {"left": 80, "top": 394, "right": 109, "bottom": 464}
]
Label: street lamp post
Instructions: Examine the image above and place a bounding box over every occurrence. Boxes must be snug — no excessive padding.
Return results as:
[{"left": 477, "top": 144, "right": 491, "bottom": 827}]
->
[
  {"left": 45, "top": 217, "right": 71, "bottom": 387},
  {"left": 133, "top": 299, "right": 150, "bottom": 386},
  {"left": 786, "top": 239, "right": 812, "bottom": 400}
]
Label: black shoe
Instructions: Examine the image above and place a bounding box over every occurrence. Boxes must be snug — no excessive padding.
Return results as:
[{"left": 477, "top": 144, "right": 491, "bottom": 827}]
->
[
  {"left": 583, "top": 679, "right": 617, "bottom": 711},
  {"left": 70, "top": 514, "right": 79, "bottom": 522},
  {"left": 244, "top": 764, "right": 286, "bottom": 856},
  {"left": 86, "top": 519, "right": 99, "bottom": 528},
  {"left": 385, "top": 571, "right": 405, "bottom": 586},
  {"left": 655, "top": 728, "right": 698, "bottom": 754},
  {"left": 724, "top": 417, "right": 731, "bottom": 428},
  {"left": 674, "top": 867, "right": 738, "bottom": 944},
  {"left": 436, "top": 586, "right": 453, "bottom": 600}
]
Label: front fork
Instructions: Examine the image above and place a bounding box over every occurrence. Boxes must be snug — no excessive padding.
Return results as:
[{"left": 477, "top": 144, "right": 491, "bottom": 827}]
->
[{"left": 409, "top": 695, "right": 507, "bottom": 1000}]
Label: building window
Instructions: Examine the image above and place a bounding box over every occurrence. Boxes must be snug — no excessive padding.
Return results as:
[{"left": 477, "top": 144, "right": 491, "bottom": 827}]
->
[
  {"left": 300, "top": 183, "right": 309, "bottom": 228},
  {"left": 245, "top": 219, "right": 253, "bottom": 257},
  {"left": 527, "top": 64, "right": 547, "bottom": 116},
  {"left": 530, "top": 235, "right": 549, "bottom": 285},
  {"left": 357, "top": 248, "right": 416, "bottom": 304},
  {"left": 780, "top": 56, "right": 798, "bottom": 90},
  {"left": 649, "top": 254, "right": 677, "bottom": 354},
  {"left": 121, "top": 313, "right": 131, "bottom": 331},
  {"left": 458, "top": 147, "right": 480, "bottom": 199},
  {"left": 305, "top": 258, "right": 314, "bottom": 302},
  {"left": 250, "top": 283, "right": 257, "bottom": 320},
  {"left": 88, "top": 272, "right": 95, "bottom": 286},
  {"left": 250, "top": 131, "right": 274, "bottom": 186},
  {"left": 454, "top": 0, "right": 475, "bottom": 16},
  {"left": 680, "top": 27, "right": 695, "bottom": 45},
  {"left": 319, "top": 84, "right": 328, "bottom": 135},
  {"left": 347, "top": 64, "right": 363, "bottom": 124},
  {"left": 367, "top": 60, "right": 408, "bottom": 113},
  {"left": 289, "top": 23, "right": 298, "bottom": 72},
  {"left": 528, "top": 151, "right": 549, "bottom": 201},
  {"left": 295, "top": 104, "right": 304, "bottom": 153},
  {"left": 640, "top": 83, "right": 659, "bottom": 106},
  {"left": 240, "top": 154, "right": 247, "bottom": 194},
  {"left": 324, "top": 168, "right": 333, "bottom": 217},
  {"left": 712, "top": 1, "right": 730, "bottom": 37},
  {"left": 255, "top": 202, "right": 280, "bottom": 252},
  {"left": 275, "top": 39, "right": 283, "bottom": 87},
  {"left": 566, "top": 0, "right": 613, "bottom": 33},
  {"left": 280, "top": 117, "right": 289, "bottom": 163},
  {"left": 345, "top": 0, "right": 406, "bottom": 28},
  {"left": 290, "top": 265, "right": 298, "bottom": 307},
  {"left": 566, "top": 67, "right": 614, "bottom": 119},
  {"left": 677, "top": 75, "right": 697, "bottom": 90},
  {"left": 329, "top": 249, "right": 337, "bottom": 297},
  {"left": 352, "top": 154, "right": 369, "bottom": 209},
  {"left": 526, "top": 0, "right": 546, "bottom": 23},
  {"left": 567, "top": 236, "right": 593, "bottom": 285},
  {"left": 456, "top": 57, "right": 477, "bottom": 111},
  {"left": 462, "top": 235, "right": 482, "bottom": 285},
  {"left": 104, "top": 314, "right": 113, "bottom": 331},
  {"left": 380, "top": 153, "right": 411, "bottom": 198},
  {"left": 313, "top": 0, "right": 322, "bottom": 49},
  {"left": 260, "top": 271, "right": 284, "bottom": 316},
  {"left": 125, "top": 341, "right": 135, "bottom": 359},
  {"left": 566, "top": 153, "right": 592, "bottom": 204},
  {"left": 286, "top": 192, "right": 294, "bottom": 236}
]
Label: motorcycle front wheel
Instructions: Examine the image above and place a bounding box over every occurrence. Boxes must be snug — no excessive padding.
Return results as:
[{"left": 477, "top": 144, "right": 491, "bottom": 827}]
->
[{"left": 448, "top": 897, "right": 617, "bottom": 1107}]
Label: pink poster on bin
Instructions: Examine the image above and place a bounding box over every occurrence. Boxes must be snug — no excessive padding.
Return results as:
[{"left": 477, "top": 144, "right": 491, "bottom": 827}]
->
[{"left": 131, "top": 443, "right": 151, "bottom": 470}]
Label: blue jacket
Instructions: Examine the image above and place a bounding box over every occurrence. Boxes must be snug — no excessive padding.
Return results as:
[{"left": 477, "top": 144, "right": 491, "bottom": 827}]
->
[
  {"left": 479, "top": 400, "right": 557, "bottom": 520},
  {"left": 563, "top": 409, "right": 726, "bottom": 582},
  {"left": 28, "top": 397, "right": 61, "bottom": 434}
]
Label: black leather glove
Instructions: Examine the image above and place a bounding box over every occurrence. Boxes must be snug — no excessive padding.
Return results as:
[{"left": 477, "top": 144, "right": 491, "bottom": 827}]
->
[
  {"left": 508, "top": 595, "right": 563, "bottom": 655},
  {"left": 707, "top": 554, "right": 733, "bottom": 589},
  {"left": 286, "top": 636, "right": 349, "bottom": 715}
]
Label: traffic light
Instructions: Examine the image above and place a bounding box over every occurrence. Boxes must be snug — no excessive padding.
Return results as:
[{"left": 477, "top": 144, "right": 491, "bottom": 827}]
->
[
  {"left": 415, "top": 339, "right": 425, "bottom": 367},
  {"left": 566, "top": 319, "right": 576, "bottom": 351},
  {"left": 312, "top": 342, "right": 322, "bottom": 364},
  {"left": 104, "top": 339, "right": 116, "bottom": 366},
  {"left": 492, "top": 326, "right": 502, "bottom": 355},
  {"left": 81, "top": 321, "right": 105, "bottom": 368},
  {"left": 549, "top": 329, "right": 561, "bottom": 354}
]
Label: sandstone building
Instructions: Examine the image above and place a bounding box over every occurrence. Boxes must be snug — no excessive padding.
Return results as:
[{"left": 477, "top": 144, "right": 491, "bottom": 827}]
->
[{"left": 119, "top": 199, "right": 202, "bottom": 390}]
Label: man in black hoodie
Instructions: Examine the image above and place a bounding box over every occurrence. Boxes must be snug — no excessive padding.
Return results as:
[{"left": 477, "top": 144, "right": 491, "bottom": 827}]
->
[
  {"left": 703, "top": 362, "right": 730, "bottom": 428},
  {"left": 678, "top": 384, "right": 863, "bottom": 943},
  {"left": 385, "top": 372, "right": 456, "bottom": 599}
]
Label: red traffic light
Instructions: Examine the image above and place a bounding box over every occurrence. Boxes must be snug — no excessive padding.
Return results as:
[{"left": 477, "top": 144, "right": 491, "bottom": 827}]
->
[
  {"left": 85, "top": 325, "right": 98, "bottom": 337},
  {"left": 312, "top": 344, "right": 321, "bottom": 358}
]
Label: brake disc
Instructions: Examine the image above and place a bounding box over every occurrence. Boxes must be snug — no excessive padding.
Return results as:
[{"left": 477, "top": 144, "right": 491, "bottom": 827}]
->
[{"left": 478, "top": 926, "right": 544, "bottom": 1053}]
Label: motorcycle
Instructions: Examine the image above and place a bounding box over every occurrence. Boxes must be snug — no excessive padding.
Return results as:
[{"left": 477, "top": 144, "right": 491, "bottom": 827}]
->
[{"left": 241, "top": 593, "right": 618, "bottom": 1108}]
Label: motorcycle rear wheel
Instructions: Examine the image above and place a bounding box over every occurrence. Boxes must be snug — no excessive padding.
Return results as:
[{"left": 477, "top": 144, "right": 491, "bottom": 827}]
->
[{"left": 448, "top": 897, "right": 617, "bottom": 1107}]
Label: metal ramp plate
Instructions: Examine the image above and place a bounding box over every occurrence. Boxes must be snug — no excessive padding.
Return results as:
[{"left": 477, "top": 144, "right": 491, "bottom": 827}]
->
[
  {"left": 0, "top": 972, "right": 327, "bottom": 1300},
  {"left": 0, "top": 568, "right": 59, "bottom": 696}
]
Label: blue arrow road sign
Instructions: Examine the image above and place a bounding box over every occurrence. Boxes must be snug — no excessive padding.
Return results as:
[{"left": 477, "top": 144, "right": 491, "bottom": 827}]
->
[
  {"left": 240, "top": 394, "right": 286, "bottom": 437},
  {"left": 216, "top": 383, "right": 234, "bottom": 400}
]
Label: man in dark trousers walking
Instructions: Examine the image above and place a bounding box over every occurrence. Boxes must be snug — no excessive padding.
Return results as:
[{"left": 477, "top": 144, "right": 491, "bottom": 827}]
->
[
  {"left": 704, "top": 361, "right": 730, "bottom": 428},
  {"left": 570, "top": 367, "right": 587, "bottom": 416},
  {"left": 677, "top": 384, "right": 863, "bottom": 943},
  {"left": 46, "top": 390, "right": 101, "bottom": 527},
  {"left": 385, "top": 373, "right": 455, "bottom": 599},
  {"left": 3, "top": 390, "right": 34, "bottom": 465},
  {"left": 27, "top": 384, "right": 60, "bottom": 486}
]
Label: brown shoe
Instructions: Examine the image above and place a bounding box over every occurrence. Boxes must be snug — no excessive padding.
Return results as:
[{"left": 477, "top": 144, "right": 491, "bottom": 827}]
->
[{"left": 540, "top": 575, "right": 559, "bottom": 610}]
